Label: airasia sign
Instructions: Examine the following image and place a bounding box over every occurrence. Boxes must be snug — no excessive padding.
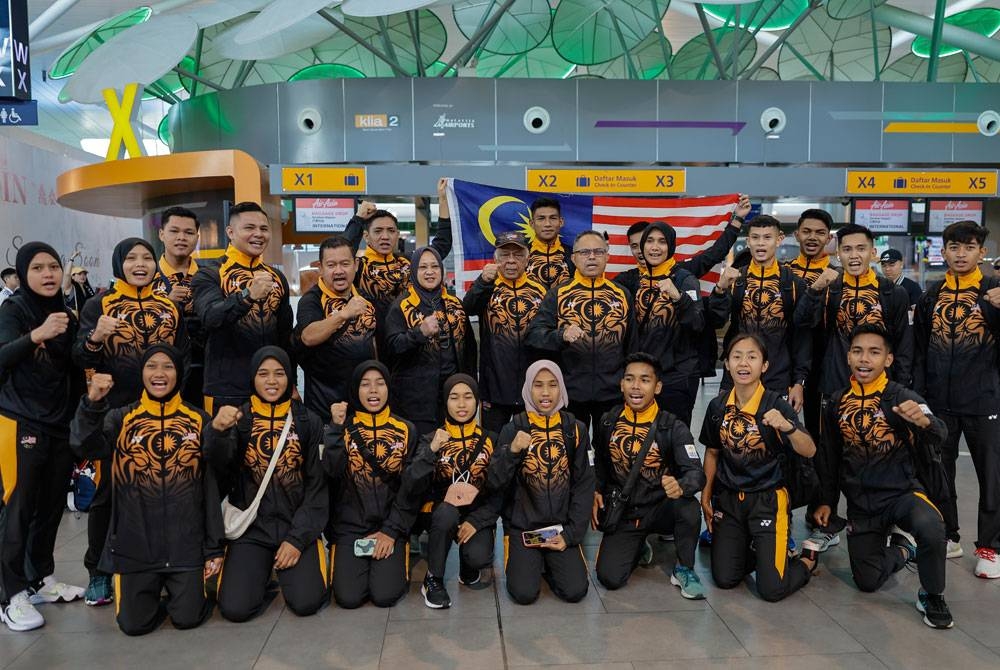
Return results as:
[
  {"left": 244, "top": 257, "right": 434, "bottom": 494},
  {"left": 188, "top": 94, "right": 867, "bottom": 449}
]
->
[
  {"left": 928, "top": 199, "right": 982, "bottom": 233},
  {"left": 854, "top": 199, "right": 909, "bottom": 233}
]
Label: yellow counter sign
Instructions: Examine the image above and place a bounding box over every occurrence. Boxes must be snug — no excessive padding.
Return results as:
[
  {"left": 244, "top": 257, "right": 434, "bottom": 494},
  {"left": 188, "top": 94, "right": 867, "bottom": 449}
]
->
[
  {"left": 281, "top": 166, "right": 367, "bottom": 193},
  {"left": 846, "top": 170, "right": 997, "bottom": 196},
  {"left": 526, "top": 169, "right": 686, "bottom": 194}
]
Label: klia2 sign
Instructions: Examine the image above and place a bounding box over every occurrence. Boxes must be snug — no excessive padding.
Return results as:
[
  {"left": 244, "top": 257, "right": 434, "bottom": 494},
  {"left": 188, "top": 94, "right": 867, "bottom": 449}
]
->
[{"left": 0, "top": 0, "right": 30, "bottom": 101}]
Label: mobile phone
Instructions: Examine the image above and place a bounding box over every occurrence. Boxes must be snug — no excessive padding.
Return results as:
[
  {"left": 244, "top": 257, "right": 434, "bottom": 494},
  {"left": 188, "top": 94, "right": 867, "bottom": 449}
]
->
[
  {"left": 354, "top": 538, "right": 377, "bottom": 557},
  {"left": 521, "top": 525, "right": 564, "bottom": 547}
]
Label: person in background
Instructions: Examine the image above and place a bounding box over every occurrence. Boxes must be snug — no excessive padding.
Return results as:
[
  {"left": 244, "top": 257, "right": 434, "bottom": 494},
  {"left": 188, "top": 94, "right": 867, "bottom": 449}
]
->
[
  {"left": 192, "top": 202, "right": 293, "bottom": 414},
  {"left": 993, "top": 260, "right": 1000, "bottom": 277},
  {"left": 462, "top": 231, "right": 546, "bottom": 433},
  {"left": 0, "top": 267, "right": 19, "bottom": 304},
  {"left": 525, "top": 197, "right": 573, "bottom": 291},
  {"left": 152, "top": 206, "right": 205, "bottom": 406},
  {"left": 0, "top": 243, "right": 83, "bottom": 632},
  {"left": 913, "top": 220, "right": 1000, "bottom": 573},
  {"left": 74, "top": 237, "right": 189, "bottom": 608},
  {"left": 70, "top": 345, "right": 223, "bottom": 636},
  {"left": 489, "top": 360, "right": 594, "bottom": 605},
  {"left": 879, "top": 249, "right": 922, "bottom": 308},
  {"left": 207, "top": 347, "right": 329, "bottom": 622},
  {"left": 608, "top": 221, "right": 651, "bottom": 297},
  {"left": 62, "top": 251, "right": 95, "bottom": 314}
]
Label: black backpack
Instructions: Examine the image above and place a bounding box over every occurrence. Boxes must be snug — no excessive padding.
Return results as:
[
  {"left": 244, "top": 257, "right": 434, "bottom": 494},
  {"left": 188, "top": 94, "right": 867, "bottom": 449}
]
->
[{"left": 880, "top": 386, "right": 951, "bottom": 510}]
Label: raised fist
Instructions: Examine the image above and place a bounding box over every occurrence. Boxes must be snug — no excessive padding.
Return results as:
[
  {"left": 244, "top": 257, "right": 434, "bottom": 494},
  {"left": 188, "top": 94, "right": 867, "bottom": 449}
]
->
[
  {"left": 510, "top": 430, "right": 532, "bottom": 454},
  {"left": 31, "top": 312, "right": 70, "bottom": 344},
  {"left": 87, "top": 373, "right": 114, "bottom": 402},
  {"left": 430, "top": 428, "right": 449, "bottom": 453},
  {"left": 212, "top": 406, "right": 242, "bottom": 431},
  {"left": 330, "top": 402, "right": 348, "bottom": 427}
]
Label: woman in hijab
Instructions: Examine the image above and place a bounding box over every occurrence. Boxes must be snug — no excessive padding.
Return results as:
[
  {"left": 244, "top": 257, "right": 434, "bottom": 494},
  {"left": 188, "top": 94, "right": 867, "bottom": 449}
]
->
[
  {"left": 70, "top": 344, "right": 223, "bottom": 635},
  {"left": 383, "top": 246, "right": 476, "bottom": 435},
  {"left": 208, "top": 346, "right": 328, "bottom": 622},
  {"left": 323, "top": 360, "right": 419, "bottom": 609},
  {"left": 489, "top": 360, "right": 595, "bottom": 605},
  {"left": 0, "top": 243, "right": 84, "bottom": 632},
  {"left": 404, "top": 373, "right": 501, "bottom": 609},
  {"left": 73, "top": 237, "right": 190, "bottom": 608}
]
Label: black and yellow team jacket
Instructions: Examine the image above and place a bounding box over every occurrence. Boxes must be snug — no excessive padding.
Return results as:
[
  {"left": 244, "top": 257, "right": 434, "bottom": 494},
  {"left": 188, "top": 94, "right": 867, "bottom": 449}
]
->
[
  {"left": 699, "top": 383, "right": 806, "bottom": 493},
  {"left": 708, "top": 260, "right": 810, "bottom": 392},
  {"left": 191, "top": 247, "right": 293, "bottom": 400},
  {"left": 488, "top": 411, "right": 595, "bottom": 546},
  {"left": 384, "top": 286, "right": 477, "bottom": 422},
  {"left": 631, "top": 259, "right": 705, "bottom": 392},
  {"left": 0, "top": 293, "right": 79, "bottom": 438},
  {"left": 613, "top": 221, "right": 743, "bottom": 296},
  {"left": 786, "top": 253, "right": 830, "bottom": 288},
  {"left": 462, "top": 272, "right": 546, "bottom": 407},
  {"left": 797, "top": 268, "right": 913, "bottom": 394},
  {"left": 205, "top": 397, "right": 327, "bottom": 551},
  {"left": 914, "top": 269, "right": 1000, "bottom": 416},
  {"left": 322, "top": 407, "right": 419, "bottom": 540},
  {"left": 74, "top": 280, "right": 189, "bottom": 409},
  {"left": 152, "top": 256, "right": 204, "bottom": 363},
  {"left": 69, "top": 392, "right": 224, "bottom": 574},
  {"left": 526, "top": 238, "right": 574, "bottom": 291},
  {"left": 342, "top": 215, "right": 453, "bottom": 320},
  {"left": 403, "top": 419, "right": 502, "bottom": 531},
  {"left": 821, "top": 372, "right": 947, "bottom": 518},
  {"left": 294, "top": 282, "right": 377, "bottom": 419},
  {"left": 526, "top": 272, "right": 633, "bottom": 404},
  {"left": 594, "top": 403, "right": 705, "bottom": 518}
]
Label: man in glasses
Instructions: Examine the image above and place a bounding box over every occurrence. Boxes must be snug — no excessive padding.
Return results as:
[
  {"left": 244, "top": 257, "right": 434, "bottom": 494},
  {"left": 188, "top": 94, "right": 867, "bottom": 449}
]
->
[{"left": 527, "top": 230, "right": 633, "bottom": 430}]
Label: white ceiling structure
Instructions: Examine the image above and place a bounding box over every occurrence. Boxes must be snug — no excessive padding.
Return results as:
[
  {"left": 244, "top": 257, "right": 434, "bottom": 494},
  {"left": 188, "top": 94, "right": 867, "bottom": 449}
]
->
[{"left": 19, "top": 0, "right": 1000, "bottom": 156}]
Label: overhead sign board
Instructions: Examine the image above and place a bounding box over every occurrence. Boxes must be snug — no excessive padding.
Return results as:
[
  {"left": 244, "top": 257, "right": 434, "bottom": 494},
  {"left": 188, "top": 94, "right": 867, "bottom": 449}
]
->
[
  {"left": 280, "top": 166, "right": 367, "bottom": 193},
  {"left": 0, "top": 0, "right": 30, "bottom": 100},
  {"left": 525, "top": 168, "right": 686, "bottom": 194},
  {"left": 853, "top": 199, "right": 910, "bottom": 233},
  {"left": 846, "top": 170, "right": 998, "bottom": 196},
  {"left": 0, "top": 98, "right": 35, "bottom": 125},
  {"left": 927, "top": 199, "right": 984, "bottom": 233},
  {"left": 293, "top": 198, "right": 355, "bottom": 234}
]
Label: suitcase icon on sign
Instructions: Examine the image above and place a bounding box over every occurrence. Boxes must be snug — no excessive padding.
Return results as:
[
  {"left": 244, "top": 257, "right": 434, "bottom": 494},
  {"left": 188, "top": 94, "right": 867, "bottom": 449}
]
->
[
  {"left": 576, "top": 177, "right": 590, "bottom": 188},
  {"left": 345, "top": 175, "right": 359, "bottom": 186}
]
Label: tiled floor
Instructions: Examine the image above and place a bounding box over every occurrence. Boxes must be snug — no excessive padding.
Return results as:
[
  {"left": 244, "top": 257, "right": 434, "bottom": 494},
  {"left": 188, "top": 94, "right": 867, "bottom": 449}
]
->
[{"left": 5, "top": 379, "right": 999, "bottom": 669}]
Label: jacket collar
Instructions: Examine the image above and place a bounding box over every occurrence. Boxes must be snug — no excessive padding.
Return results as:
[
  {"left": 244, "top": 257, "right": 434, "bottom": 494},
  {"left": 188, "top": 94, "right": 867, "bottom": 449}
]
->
[
  {"left": 225, "top": 245, "right": 260, "bottom": 269},
  {"left": 496, "top": 272, "right": 529, "bottom": 289},
  {"left": 112, "top": 279, "right": 155, "bottom": 300},
  {"left": 250, "top": 395, "right": 291, "bottom": 418},
  {"left": 158, "top": 255, "right": 197, "bottom": 277},
  {"left": 944, "top": 267, "right": 982, "bottom": 291},
  {"left": 318, "top": 277, "right": 357, "bottom": 301},
  {"left": 364, "top": 246, "right": 399, "bottom": 263},
  {"left": 572, "top": 270, "right": 607, "bottom": 288},
  {"left": 844, "top": 268, "right": 878, "bottom": 288},
  {"left": 648, "top": 258, "right": 676, "bottom": 278},
  {"left": 354, "top": 406, "right": 391, "bottom": 427},
  {"left": 530, "top": 237, "right": 564, "bottom": 255},
  {"left": 793, "top": 253, "right": 829, "bottom": 271},
  {"left": 445, "top": 418, "right": 478, "bottom": 439},
  {"left": 623, "top": 401, "right": 659, "bottom": 425},
  {"left": 748, "top": 259, "right": 780, "bottom": 278},
  {"left": 849, "top": 371, "right": 889, "bottom": 397},
  {"left": 139, "top": 390, "right": 182, "bottom": 416},
  {"left": 726, "top": 382, "right": 766, "bottom": 415}
]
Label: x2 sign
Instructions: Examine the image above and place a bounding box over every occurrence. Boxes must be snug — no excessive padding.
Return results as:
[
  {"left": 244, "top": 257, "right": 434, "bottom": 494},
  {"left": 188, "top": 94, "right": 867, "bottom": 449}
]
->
[
  {"left": 0, "top": 0, "right": 30, "bottom": 101},
  {"left": 846, "top": 170, "right": 998, "bottom": 196}
]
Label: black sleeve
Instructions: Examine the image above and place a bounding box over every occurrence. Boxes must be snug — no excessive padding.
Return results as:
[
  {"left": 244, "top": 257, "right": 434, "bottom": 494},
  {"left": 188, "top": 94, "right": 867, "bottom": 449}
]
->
[
  {"left": 465, "top": 433, "right": 504, "bottom": 531},
  {"left": 285, "top": 414, "right": 330, "bottom": 550},
  {"left": 706, "top": 288, "right": 731, "bottom": 330},
  {"left": 592, "top": 413, "right": 611, "bottom": 494},
  {"left": 819, "top": 396, "right": 844, "bottom": 507},
  {"left": 796, "top": 285, "right": 827, "bottom": 329},
  {"left": 383, "top": 423, "right": 421, "bottom": 539},
  {"left": 678, "top": 222, "right": 740, "bottom": 279},
  {"left": 200, "top": 454, "right": 225, "bottom": 560},
  {"left": 384, "top": 299, "right": 429, "bottom": 357},
  {"left": 887, "top": 285, "right": 914, "bottom": 387},
  {"left": 563, "top": 421, "right": 595, "bottom": 546},
  {"left": 319, "top": 423, "right": 347, "bottom": 480},
  {"left": 292, "top": 290, "right": 325, "bottom": 362},
  {"left": 698, "top": 401, "right": 723, "bottom": 452},
  {"left": 461, "top": 275, "right": 494, "bottom": 316},
  {"left": 0, "top": 304, "right": 37, "bottom": 369},
  {"left": 525, "top": 288, "right": 563, "bottom": 353},
  {"left": 487, "top": 422, "right": 522, "bottom": 492},
  {"left": 277, "top": 274, "right": 294, "bottom": 357},
  {"left": 789, "top": 275, "right": 812, "bottom": 385},
  {"left": 667, "top": 419, "right": 706, "bottom": 497},
  {"left": 674, "top": 272, "right": 705, "bottom": 331},
  {"left": 897, "top": 388, "right": 947, "bottom": 448},
  {"left": 430, "top": 217, "right": 453, "bottom": 261},
  {"left": 192, "top": 265, "right": 252, "bottom": 331},
  {"left": 72, "top": 297, "right": 105, "bottom": 370},
  {"left": 342, "top": 215, "right": 366, "bottom": 254},
  {"left": 202, "top": 423, "right": 240, "bottom": 475},
  {"left": 399, "top": 434, "right": 439, "bottom": 498},
  {"left": 69, "top": 397, "right": 119, "bottom": 460},
  {"left": 912, "top": 291, "right": 933, "bottom": 396}
]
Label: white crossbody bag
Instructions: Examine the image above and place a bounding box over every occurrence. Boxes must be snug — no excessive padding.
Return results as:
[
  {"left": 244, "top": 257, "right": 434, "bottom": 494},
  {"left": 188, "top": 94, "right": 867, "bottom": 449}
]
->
[{"left": 221, "top": 414, "right": 293, "bottom": 540}]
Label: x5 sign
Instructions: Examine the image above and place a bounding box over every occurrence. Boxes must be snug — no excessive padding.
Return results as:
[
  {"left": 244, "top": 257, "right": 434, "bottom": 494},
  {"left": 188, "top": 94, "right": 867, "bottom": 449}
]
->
[{"left": 846, "top": 170, "right": 998, "bottom": 196}]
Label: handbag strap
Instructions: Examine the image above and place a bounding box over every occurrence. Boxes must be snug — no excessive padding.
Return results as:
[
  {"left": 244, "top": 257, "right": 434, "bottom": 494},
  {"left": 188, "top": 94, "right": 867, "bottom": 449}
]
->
[
  {"left": 620, "top": 411, "right": 661, "bottom": 499},
  {"left": 347, "top": 422, "right": 397, "bottom": 485},
  {"left": 455, "top": 430, "right": 488, "bottom": 482},
  {"left": 249, "top": 413, "right": 293, "bottom": 508}
]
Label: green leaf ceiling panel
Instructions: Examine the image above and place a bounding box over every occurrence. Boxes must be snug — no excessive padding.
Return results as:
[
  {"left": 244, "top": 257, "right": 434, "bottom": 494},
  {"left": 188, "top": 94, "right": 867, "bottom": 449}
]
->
[
  {"left": 313, "top": 9, "right": 447, "bottom": 76},
  {"left": 476, "top": 35, "right": 576, "bottom": 77},
  {"left": 49, "top": 6, "right": 152, "bottom": 79},
  {"left": 143, "top": 56, "right": 197, "bottom": 102},
  {"left": 882, "top": 52, "right": 968, "bottom": 82},
  {"left": 551, "top": 0, "right": 669, "bottom": 65},
  {"left": 911, "top": 8, "right": 1000, "bottom": 58},
  {"left": 671, "top": 27, "right": 757, "bottom": 80},
  {"left": 453, "top": 0, "right": 552, "bottom": 56},
  {"left": 704, "top": 0, "right": 810, "bottom": 32},
  {"left": 288, "top": 63, "right": 366, "bottom": 81},
  {"left": 826, "top": 0, "right": 888, "bottom": 21},
  {"left": 582, "top": 30, "right": 671, "bottom": 79},
  {"left": 778, "top": 10, "right": 891, "bottom": 81},
  {"left": 158, "top": 113, "right": 172, "bottom": 147}
]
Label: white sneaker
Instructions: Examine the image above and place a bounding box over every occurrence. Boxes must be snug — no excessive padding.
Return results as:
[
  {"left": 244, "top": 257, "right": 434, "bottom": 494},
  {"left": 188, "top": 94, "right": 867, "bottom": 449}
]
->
[
  {"left": 1, "top": 590, "right": 45, "bottom": 631},
  {"left": 974, "top": 547, "right": 1000, "bottom": 579},
  {"left": 946, "top": 540, "right": 964, "bottom": 559},
  {"left": 806, "top": 527, "right": 841, "bottom": 552},
  {"left": 28, "top": 575, "right": 85, "bottom": 604}
]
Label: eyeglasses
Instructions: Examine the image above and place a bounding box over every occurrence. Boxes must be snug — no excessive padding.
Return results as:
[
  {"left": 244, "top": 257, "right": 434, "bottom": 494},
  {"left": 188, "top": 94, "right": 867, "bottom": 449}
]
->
[{"left": 573, "top": 248, "right": 608, "bottom": 258}]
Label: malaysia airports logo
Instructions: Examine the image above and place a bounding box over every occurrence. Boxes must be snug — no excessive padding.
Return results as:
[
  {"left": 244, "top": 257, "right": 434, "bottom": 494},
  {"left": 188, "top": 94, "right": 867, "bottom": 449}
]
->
[
  {"left": 433, "top": 113, "right": 476, "bottom": 129},
  {"left": 354, "top": 114, "right": 399, "bottom": 131}
]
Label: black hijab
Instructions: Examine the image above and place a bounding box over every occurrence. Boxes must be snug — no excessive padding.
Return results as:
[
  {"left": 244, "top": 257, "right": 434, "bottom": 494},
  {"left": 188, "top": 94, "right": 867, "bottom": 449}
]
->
[
  {"left": 443, "top": 373, "right": 479, "bottom": 426},
  {"left": 348, "top": 359, "right": 391, "bottom": 415},
  {"left": 141, "top": 343, "right": 184, "bottom": 401},
  {"left": 409, "top": 246, "right": 444, "bottom": 310},
  {"left": 639, "top": 221, "right": 677, "bottom": 271},
  {"left": 250, "top": 346, "right": 294, "bottom": 403},
  {"left": 112, "top": 238, "right": 156, "bottom": 283},
  {"left": 14, "top": 242, "right": 68, "bottom": 324}
]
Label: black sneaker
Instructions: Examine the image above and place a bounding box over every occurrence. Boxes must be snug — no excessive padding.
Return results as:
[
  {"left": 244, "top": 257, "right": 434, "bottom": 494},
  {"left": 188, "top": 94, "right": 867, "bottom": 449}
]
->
[
  {"left": 916, "top": 589, "right": 954, "bottom": 629},
  {"left": 458, "top": 564, "right": 481, "bottom": 586},
  {"left": 421, "top": 575, "right": 451, "bottom": 609},
  {"left": 890, "top": 527, "right": 917, "bottom": 563}
]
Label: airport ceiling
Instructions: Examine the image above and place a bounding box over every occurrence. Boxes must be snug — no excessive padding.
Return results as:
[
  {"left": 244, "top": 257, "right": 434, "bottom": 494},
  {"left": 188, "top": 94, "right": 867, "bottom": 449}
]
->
[{"left": 22, "top": 0, "right": 1000, "bottom": 155}]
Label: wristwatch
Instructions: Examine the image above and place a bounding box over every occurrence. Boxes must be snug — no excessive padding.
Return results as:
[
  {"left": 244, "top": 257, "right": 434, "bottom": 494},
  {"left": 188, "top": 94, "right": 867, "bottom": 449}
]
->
[
  {"left": 780, "top": 424, "right": 797, "bottom": 436},
  {"left": 239, "top": 287, "right": 251, "bottom": 301}
]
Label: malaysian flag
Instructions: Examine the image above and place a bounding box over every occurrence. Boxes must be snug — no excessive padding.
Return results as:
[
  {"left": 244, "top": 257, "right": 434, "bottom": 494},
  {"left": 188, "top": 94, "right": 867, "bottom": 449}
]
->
[{"left": 446, "top": 178, "right": 739, "bottom": 295}]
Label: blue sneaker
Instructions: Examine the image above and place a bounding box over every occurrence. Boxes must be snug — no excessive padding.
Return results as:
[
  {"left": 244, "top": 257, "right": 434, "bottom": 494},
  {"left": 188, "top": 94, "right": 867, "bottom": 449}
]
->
[
  {"left": 670, "top": 565, "right": 706, "bottom": 600},
  {"left": 699, "top": 529, "right": 713, "bottom": 547},
  {"left": 788, "top": 536, "right": 796, "bottom": 552},
  {"left": 84, "top": 575, "right": 113, "bottom": 607}
]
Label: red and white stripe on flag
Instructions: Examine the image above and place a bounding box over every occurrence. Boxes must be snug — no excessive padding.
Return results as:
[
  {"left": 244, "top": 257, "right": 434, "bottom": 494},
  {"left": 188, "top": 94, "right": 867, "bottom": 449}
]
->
[{"left": 592, "top": 193, "right": 740, "bottom": 294}]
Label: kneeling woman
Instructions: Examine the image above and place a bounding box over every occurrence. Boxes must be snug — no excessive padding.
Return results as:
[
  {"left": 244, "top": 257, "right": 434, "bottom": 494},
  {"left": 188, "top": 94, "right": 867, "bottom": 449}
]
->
[
  {"left": 405, "top": 374, "right": 501, "bottom": 609},
  {"left": 490, "top": 360, "right": 594, "bottom": 605},
  {"left": 70, "top": 344, "right": 223, "bottom": 635},
  {"left": 207, "top": 346, "right": 328, "bottom": 622},
  {"left": 323, "top": 361, "right": 419, "bottom": 608},
  {"left": 699, "top": 333, "right": 818, "bottom": 602}
]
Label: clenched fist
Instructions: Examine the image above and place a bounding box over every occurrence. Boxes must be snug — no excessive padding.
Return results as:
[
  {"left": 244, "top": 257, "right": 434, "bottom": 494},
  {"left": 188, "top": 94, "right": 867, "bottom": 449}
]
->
[
  {"left": 419, "top": 314, "right": 440, "bottom": 337},
  {"left": 31, "top": 312, "right": 70, "bottom": 344},
  {"left": 342, "top": 296, "right": 368, "bottom": 321},
  {"left": 90, "top": 314, "right": 119, "bottom": 344},
  {"left": 893, "top": 399, "right": 931, "bottom": 429},
  {"left": 716, "top": 266, "right": 740, "bottom": 292},
  {"left": 658, "top": 278, "right": 681, "bottom": 301},
  {"left": 662, "top": 474, "right": 683, "bottom": 499},
  {"left": 212, "top": 406, "right": 243, "bottom": 431},
  {"left": 733, "top": 194, "right": 751, "bottom": 220},
  {"left": 87, "top": 373, "right": 114, "bottom": 402},
  {"left": 430, "top": 428, "right": 449, "bottom": 453},
  {"left": 356, "top": 200, "right": 378, "bottom": 220},
  {"left": 811, "top": 267, "right": 841, "bottom": 292},
  {"left": 510, "top": 430, "right": 532, "bottom": 454},
  {"left": 330, "top": 402, "right": 348, "bottom": 427},
  {"left": 248, "top": 271, "right": 275, "bottom": 301},
  {"left": 563, "top": 324, "right": 584, "bottom": 344},
  {"left": 761, "top": 408, "right": 794, "bottom": 434},
  {"left": 481, "top": 263, "right": 499, "bottom": 283}
]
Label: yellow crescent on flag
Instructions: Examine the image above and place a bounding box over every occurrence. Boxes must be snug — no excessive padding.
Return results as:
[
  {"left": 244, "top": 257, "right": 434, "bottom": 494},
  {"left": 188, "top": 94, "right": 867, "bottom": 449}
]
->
[{"left": 477, "top": 195, "right": 531, "bottom": 246}]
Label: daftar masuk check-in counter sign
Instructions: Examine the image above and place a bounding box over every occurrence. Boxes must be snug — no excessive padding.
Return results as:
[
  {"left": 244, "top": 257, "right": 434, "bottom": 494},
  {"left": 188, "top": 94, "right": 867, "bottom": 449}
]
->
[
  {"left": 846, "top": 169, "right": 999, "bottom": 196},
  {"left": 525, "top": 168, "right": 687, "bottom": 194}
]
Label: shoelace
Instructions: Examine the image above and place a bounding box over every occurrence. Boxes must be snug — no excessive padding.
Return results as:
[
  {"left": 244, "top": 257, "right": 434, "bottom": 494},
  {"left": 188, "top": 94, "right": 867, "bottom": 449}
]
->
[{"left": 975, "top": 547, "right": 997, "bottom": 561}]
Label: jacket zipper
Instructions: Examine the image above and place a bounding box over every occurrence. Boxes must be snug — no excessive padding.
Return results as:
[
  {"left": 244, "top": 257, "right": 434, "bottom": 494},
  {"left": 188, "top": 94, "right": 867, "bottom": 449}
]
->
[
  {"left": 159, "top": 405, "right": 170, "bottom": 568},
  {"left": 946, "top": 285, "right": 959, "bottom": 411}
]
